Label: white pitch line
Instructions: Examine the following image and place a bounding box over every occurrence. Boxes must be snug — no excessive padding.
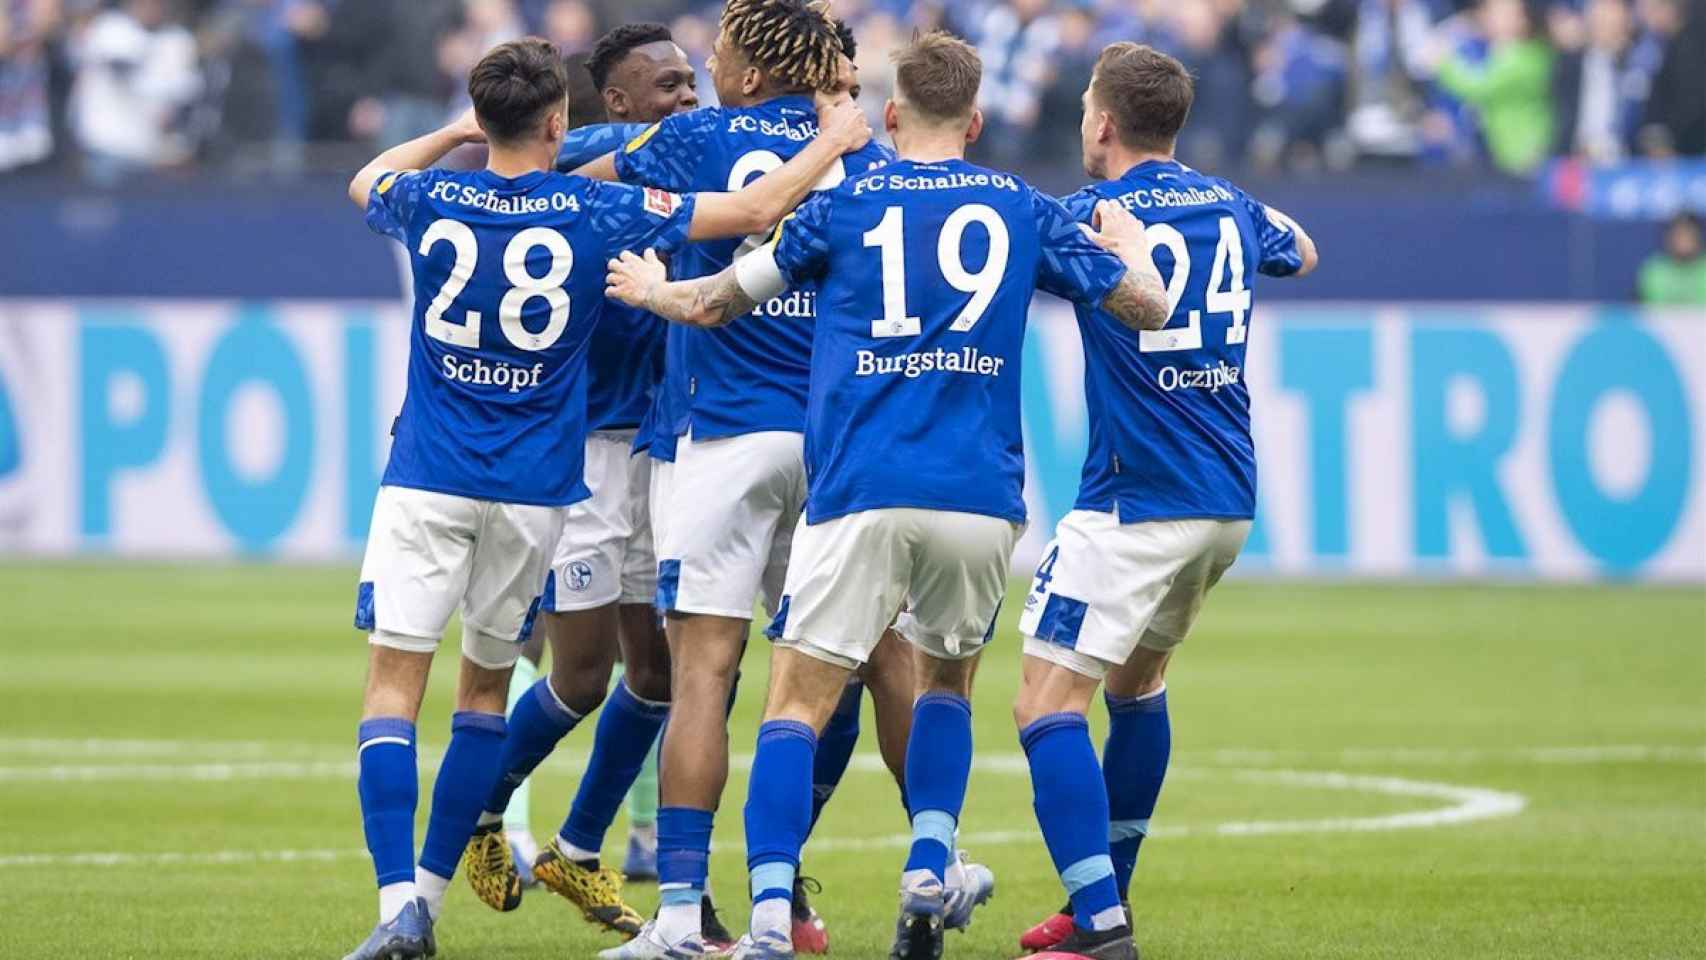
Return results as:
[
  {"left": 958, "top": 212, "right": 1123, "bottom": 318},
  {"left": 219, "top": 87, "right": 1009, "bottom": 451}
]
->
[{"left": 0, "top": 766, "right": 1525, "bottom": 868}]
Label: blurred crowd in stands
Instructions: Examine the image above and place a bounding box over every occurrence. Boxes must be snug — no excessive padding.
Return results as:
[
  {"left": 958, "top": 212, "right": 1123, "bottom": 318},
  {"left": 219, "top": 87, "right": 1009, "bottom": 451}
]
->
[{"left": 1, "top": 0, "right": 1702, "bottom": 181}]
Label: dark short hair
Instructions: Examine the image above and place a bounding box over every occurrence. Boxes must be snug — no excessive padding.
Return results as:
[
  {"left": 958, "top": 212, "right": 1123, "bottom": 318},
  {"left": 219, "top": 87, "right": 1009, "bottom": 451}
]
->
[
  {"left": 720, "top": 0, "right": 843, "bottom": 93},
  {"left": 833, "top": 18, "right": 857, "bottom": 61},
  {"left": 564, "top": 52, "right": 607, "bottom": 128},
  {"left": 468, "top": 37, "right": 569, "bottom": 144},
  {"left": 891, "top": 30, "right": 981, "bottom": 123},
  {"left": 1091, "top": 42, "right": 1194, "bottom": 152},
  {"left": 587, "top": 22, "right": 673, "bottom": 91}
]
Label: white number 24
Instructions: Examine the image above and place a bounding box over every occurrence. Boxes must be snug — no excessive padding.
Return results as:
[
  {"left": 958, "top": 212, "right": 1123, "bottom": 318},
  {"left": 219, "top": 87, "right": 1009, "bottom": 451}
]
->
[
  {"left": 1140, "top": 215, "right": 1249, "bottom": 353},
  {"left": 418, "top": 218, "right": 574, "bottom": 352},
  {"left": 862, "top": 203, "right": 1011, "bottom": 338}
]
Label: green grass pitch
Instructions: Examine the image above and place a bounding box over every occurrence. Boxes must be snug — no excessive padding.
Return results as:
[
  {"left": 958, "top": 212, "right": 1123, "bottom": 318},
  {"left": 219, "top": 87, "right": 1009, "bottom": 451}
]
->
[{"left": 1, "top": 563, "right": 1702, "bottom": 959}]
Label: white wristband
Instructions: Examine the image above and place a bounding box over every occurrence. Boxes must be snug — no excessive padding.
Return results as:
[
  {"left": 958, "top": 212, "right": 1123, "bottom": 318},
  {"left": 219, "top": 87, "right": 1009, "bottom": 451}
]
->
[{"left": 734, "top": 241, "right": 788, "bottom": 304}]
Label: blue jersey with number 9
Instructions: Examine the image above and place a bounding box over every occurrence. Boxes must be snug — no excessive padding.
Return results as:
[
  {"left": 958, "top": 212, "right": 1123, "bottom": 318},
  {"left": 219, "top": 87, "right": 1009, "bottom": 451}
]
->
[
  {"left": 365, "top": 167, "right": 696, "bottom": 506},
  {"left": 1059, "top": 159, "right": 1303, "bottom": 524},
  {"left": 771, "top": 157, "right": 1128, "bottom": 525}
]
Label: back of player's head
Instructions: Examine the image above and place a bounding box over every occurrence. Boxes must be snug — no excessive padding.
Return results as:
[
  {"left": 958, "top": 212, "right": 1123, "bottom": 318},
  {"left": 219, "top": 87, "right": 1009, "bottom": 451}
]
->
[
  {"left": 564, "top": 52, "right": 607, "bottom": 128},
  {"left": 891, "top": 30, "right": 982, "bottom": 125},
  {"left": 468, "top": 37, "right": 569, "bottom": 145},
  {"left": 833, "top": 18, "right": 858, "bottom": 61},
  {"left": 587, "top": 22, "right": 673, "bottom": 91},
  {"left": 1091, "top": 42, "right": 1194, "bottom": 152},
  {"left": 719, "top": 0, "right": 843, "bottom": 93}
]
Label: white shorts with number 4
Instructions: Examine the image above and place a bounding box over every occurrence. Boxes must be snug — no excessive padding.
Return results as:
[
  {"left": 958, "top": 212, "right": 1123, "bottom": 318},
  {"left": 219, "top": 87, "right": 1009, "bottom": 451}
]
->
[
  {"left": 1018, "top": 510, "right": 1251, "bottom": 679},
  {"left": 356, "top": 485, "right": 565, "bottom": 670},
  {"left": 771, "top": 508, "right": 1022, "bottom": 669},
  {"left": 655, "top": 430, "right": 803, "bottom": 619},
  {"left": 545, "top": 431, "right": 656, "bottom": 612}
]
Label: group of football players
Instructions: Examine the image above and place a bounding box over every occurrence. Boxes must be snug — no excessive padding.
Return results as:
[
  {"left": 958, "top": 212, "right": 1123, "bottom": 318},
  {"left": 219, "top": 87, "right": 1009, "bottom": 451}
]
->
[{"left": 338, "top": 2, "right": 1317, "bottom": 959}]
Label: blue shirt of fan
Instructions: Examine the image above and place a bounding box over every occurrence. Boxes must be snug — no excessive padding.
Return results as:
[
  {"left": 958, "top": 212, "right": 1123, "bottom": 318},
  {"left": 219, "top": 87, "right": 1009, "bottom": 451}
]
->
[
  {"left": 612, "top": 96, "right": 895, "bottom": 447},
  {"left": 772, "top": 158, "right": 1128, "bottom": 525},
  {"left": 365, "top": 167, "right": 695, "bottom": 505},
  {"left": 1058, "top": 159, "right": 1303, "bottom": 524}
]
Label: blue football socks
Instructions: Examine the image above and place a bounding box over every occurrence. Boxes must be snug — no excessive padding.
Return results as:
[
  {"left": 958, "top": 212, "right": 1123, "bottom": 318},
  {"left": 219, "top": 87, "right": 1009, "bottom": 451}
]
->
[
  {"left": 901, "top": 692, "right": 973, "bottom": 889},
  {"left": 810, "top": 680, "right": 863, "bottom": 832},
  {"left": 558, "top": 679, "right": 670, "bottom": 857},
  {"left": 1104, "top": 686, "right": 1170, "bottom": 899},
  {"left": 356, "top": 716, "right": 418, "bottom": 902},
  {"left": 1021, "top": 712, "right": 1125, "bottom": 932},
  {"left": 483, "top": 678, "right": 583, "bottom": 817},
  {"left": 419, "top": 711, "right": 508, "bottom": 883},
  {"left": 744, "top": 719, "right": 817, "bottom": 937}
]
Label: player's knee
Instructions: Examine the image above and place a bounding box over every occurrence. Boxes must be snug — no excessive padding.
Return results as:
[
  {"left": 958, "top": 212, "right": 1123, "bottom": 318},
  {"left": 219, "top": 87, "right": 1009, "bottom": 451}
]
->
[
  {"left": 621, "top": 656, "right": 672, "bottom": 703},
  {"left": 546, "top": 660, "right": 612, "bottom": 715}
]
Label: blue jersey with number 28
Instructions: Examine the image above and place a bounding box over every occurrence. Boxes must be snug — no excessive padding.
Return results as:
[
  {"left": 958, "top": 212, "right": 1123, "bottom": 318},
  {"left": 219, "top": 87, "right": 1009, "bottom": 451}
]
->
[
  {"left": 1059, "top": 159, "right": 1302, "bottom": 523},
  {"left": 365, "top": 167, "right": 695, "bottom": 506},
  {"left": 773, "top": 158, "right": 1128, "bottom": 525}
]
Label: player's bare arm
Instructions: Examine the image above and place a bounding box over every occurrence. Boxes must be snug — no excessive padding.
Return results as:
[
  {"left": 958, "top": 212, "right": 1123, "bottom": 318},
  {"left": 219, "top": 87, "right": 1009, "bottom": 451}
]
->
[
  {"left": 346, "top": 108, "right": 485, "bottom": 208},
  {"left": 1267, "top": 206, "right": 1320, "bottom": 276},
  {"left": 605, "top": 249, "right": 757, "bottom": 328},
  {"left": 1085, "top": 199, "right": 1170, "bottom": 331},
  {"left": 684, "top": 96, "right": 872, "bottom": 241},
  {"left": 570, "top": 151, "right": 620, "bottom": 182}
]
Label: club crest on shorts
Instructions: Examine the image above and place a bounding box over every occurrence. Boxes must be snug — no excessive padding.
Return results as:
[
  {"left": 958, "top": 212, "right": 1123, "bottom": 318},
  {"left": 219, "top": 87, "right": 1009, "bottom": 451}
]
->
[{"left": 566, "top": 561, "right": 594, "bottom": 592}]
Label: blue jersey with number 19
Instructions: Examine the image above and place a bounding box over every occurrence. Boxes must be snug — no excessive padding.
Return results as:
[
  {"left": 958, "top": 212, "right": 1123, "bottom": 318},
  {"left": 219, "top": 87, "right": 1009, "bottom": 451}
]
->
[
  {"left": 365, "top": 167, "right": 695, "bottom": 506},
  {"left": 772, "top": 157, "right": 1128, "bottom": 525},
  {"left": 1059, "top": 159, "right": 1303, "bottom": 523}
]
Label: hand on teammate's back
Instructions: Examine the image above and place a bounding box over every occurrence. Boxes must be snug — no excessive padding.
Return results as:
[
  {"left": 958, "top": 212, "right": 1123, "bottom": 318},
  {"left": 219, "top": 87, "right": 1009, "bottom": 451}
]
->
[
  {"left": 605, "top": 249, "right": 667, "bottom": 311},
  {"left": 449, "top": 107, "right": 487, "bottom": 145},
  {"left": 815, "top": 95, "right": 873, "bottom": 154},
  {"left": 1085, "top": 199, "right": 1148, "bottom": 260}
]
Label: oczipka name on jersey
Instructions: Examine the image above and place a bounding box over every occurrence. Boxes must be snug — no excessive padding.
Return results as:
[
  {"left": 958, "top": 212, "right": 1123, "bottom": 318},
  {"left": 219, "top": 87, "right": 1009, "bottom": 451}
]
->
[
  {"left": 727, "top": 114, "right": 813, "bottom": 141},
  {"left": 1157, "top": 361, "right": 1242, "bottom": 393},
  {"left": 852, "top": 170, "right": 1021, "bottom": 195},
  {"left": 441, "top": 353, "right": 547, "bottom": 392},
  {"left": 855, "top": 346, "right": 1008, "bottom": 379},
  {"left": 426, "top": 180, "right": 583, "bottom": 215},
  {"left": 1115, "top": 183, "right": 1235, "bottom": 211}
]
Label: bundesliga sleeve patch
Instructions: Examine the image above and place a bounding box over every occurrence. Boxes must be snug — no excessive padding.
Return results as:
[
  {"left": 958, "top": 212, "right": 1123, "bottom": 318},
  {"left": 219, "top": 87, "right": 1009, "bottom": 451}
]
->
[
  {"left": 375, "top": 169, "right": 416, "bottom": 195},
  {"left": 643, "top": 187, "right": 682, "bottom": 219},
  {"left": 625, "top": 123, "right": 660, "bottom": 153}
]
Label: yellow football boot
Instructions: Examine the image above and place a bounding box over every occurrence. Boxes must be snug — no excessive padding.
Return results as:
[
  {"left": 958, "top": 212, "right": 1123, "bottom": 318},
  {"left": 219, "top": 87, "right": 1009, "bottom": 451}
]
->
[
  {"left": 461, "top": 822, "right": 524, "bottom": 912},
  {"left": 532, "top": 838, "right": 646, "bottom": 935}
]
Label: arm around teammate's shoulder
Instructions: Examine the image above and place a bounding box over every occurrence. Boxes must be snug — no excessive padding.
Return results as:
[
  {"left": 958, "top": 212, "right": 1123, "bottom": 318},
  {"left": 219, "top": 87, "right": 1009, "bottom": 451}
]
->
[
  {"left": 1084, "top": 200, "right": 1171, "bottom": 332},
  {"left": 683, "top": 96, "right": 872, "bottom": 241},
  {"left": 347, "top": 109, "right": 484, "bottom": 208},
  {"left": 1265, "top": 206, "right": 1319, "bottom": 277}
]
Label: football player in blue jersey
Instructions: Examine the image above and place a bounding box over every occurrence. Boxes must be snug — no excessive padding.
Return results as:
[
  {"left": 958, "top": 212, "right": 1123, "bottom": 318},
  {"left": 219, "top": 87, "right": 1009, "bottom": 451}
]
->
[
  {"left": 561, "top": 4, "right": 924, "bottom": 957},
  {"left": 338, "top": 36, "right": 871, "bottom": 960},
  {"left": 461, "top": 24, "right": 709, "bottom": 940},
  {"left": 1012, "top": 43, "right": 1319, "bottom": 960},
  {"left": 606, "top": 31, "right": 1170, "bottom": 960}
]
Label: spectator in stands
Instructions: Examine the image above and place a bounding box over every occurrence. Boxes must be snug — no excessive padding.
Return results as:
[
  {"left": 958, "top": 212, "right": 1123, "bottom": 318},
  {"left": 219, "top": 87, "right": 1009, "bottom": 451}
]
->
[
  {"left": 1634, "top": 0, "right": 1705, "bottom": 157},
  {"left": 314, "top": 0, "right": 461, "bottom": 147},
  {"left": 0, "top": 0, "right": 61, "bottom": 172},
  {"left": 1639, "top": 212, "right": 1706, "bottom": 305},
  {"left": 539, "top": 0, "right": 595, "bottom": 50},
  {"left": 69, "top": 0, "right": 203, "bottom": 182},
  {"left": 972, "top": 0, "right": 1060, "bottom": 168},
  {"left": 1434, "top": 0, "right": 1553, "bottom": 175},
  {"left": 1552, "top": 0, "right": 1654, "bottom": 164},
  {"left": 1252, "top": 9, "right": 1350, "bottom": 170},
  {"left": 1030, "top": 4, "right": 1100, "bottom": 169},
  {"left": 1346, "top": 0, "right": 1438, "bottom": 164},
  {"left": 1152, "top": 0, "right": 1255, "bottom": 166}
]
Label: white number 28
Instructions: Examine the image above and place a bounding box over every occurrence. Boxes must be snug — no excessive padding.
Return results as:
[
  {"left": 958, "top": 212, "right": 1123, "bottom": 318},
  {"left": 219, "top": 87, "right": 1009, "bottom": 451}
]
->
[{"left": 418, "top": 219, "right": 573, "bottom": 352}]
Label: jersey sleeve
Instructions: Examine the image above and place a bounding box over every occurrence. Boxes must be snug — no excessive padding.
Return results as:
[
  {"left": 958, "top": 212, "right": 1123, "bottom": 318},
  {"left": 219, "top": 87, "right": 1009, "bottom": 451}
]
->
[
  {"left": 1030, "top": 188, "right": 1127, "bottom": 306},
  {"left": 556, "top": 123, "right": 648, "bottom": 171},
  {"left": 612, "top": 110, "right": 716, "bottom": 191},
  {"left": 769, "top": 193, "right": 834, "bottom": 287},
  {"left": 1055, "top": 185, "right": 1100, "bottom": 225},
  {"left": 589, "top": 180, "right": 699, "bottom": 261},
  {"left": 364, "top": 169, "right": 427, "bottom": 244},
  {"left": 1239, "top": 188, "right": 1304, "bottom": 277}
]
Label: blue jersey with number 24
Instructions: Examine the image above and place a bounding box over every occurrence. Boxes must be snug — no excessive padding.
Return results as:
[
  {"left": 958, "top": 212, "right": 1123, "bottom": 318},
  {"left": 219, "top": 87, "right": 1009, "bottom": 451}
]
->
[
  {"left": 773, "top": 158, "right": 1128, "bottom": 525},
  {"left": 365, "top": 167, "right": 695, "bottom": 506},
  {"left": 1059, "top": 159, "right": 1302, "bottom": 523}
]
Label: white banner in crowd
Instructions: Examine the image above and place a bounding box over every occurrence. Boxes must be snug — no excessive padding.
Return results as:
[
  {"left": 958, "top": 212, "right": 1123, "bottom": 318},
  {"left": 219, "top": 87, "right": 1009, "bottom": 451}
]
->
[{"left": 0, "top": 300, "right": 1701, "bottom": 581}]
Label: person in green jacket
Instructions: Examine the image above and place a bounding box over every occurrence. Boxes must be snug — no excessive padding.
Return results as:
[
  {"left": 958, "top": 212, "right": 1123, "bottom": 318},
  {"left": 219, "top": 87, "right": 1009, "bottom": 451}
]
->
[
  {"left": 1639, "top": 213, "right": 1706, "bottom": 306},
  {"left": 1436, "top": 0, "right": 1554, "bottom": 175}
]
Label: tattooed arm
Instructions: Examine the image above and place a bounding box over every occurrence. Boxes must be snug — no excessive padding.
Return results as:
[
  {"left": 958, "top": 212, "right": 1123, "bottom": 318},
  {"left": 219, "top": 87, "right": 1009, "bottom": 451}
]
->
[
  {"left": 1083, "top": 199, "right": 1171, "bottom": 332},
  {"left": 605, "top": 248, "right": 775, "bottom": 328}
]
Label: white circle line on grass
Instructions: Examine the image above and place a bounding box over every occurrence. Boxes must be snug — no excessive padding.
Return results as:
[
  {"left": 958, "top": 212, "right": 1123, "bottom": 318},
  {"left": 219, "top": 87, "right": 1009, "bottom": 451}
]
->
[{"left": 0, "top": 767, "right": 1525, "bottom": 868}]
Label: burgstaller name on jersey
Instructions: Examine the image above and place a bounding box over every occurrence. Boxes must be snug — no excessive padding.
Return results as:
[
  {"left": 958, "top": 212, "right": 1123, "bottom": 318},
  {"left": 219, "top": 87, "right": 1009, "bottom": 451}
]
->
[{"left": 854, "top": 345, "right": 1008, "bottom": 379}]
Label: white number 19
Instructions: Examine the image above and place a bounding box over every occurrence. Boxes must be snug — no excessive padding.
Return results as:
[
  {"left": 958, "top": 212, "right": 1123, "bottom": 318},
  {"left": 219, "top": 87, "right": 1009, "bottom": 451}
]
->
[{"left": 863, "top": 203, "right": 1011, "bottom": 339}]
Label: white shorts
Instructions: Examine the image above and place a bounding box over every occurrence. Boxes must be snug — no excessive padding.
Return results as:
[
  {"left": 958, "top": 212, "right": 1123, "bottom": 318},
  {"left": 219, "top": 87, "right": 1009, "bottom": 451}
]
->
[
  {"left": 771, "top": 508, "right": 1021, "bottom": 669},
  {"left": 356, "top": 485, "right": 565, "bottom": 669},
  {"left": 1018, "top": 510, "right": 1250, "bottom": 679},
  {"left": 655, "top": 431, "right": 804, "bottom": 619},
  {"left": 545, "top": 431, "right": 656, "bottom": 612}
]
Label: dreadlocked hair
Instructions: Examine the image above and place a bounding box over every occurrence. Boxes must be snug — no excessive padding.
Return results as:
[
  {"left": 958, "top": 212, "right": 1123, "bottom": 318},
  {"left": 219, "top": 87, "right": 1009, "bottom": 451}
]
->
[{"left": 719, "top": 0, "right": 843, "bottom": 93}]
